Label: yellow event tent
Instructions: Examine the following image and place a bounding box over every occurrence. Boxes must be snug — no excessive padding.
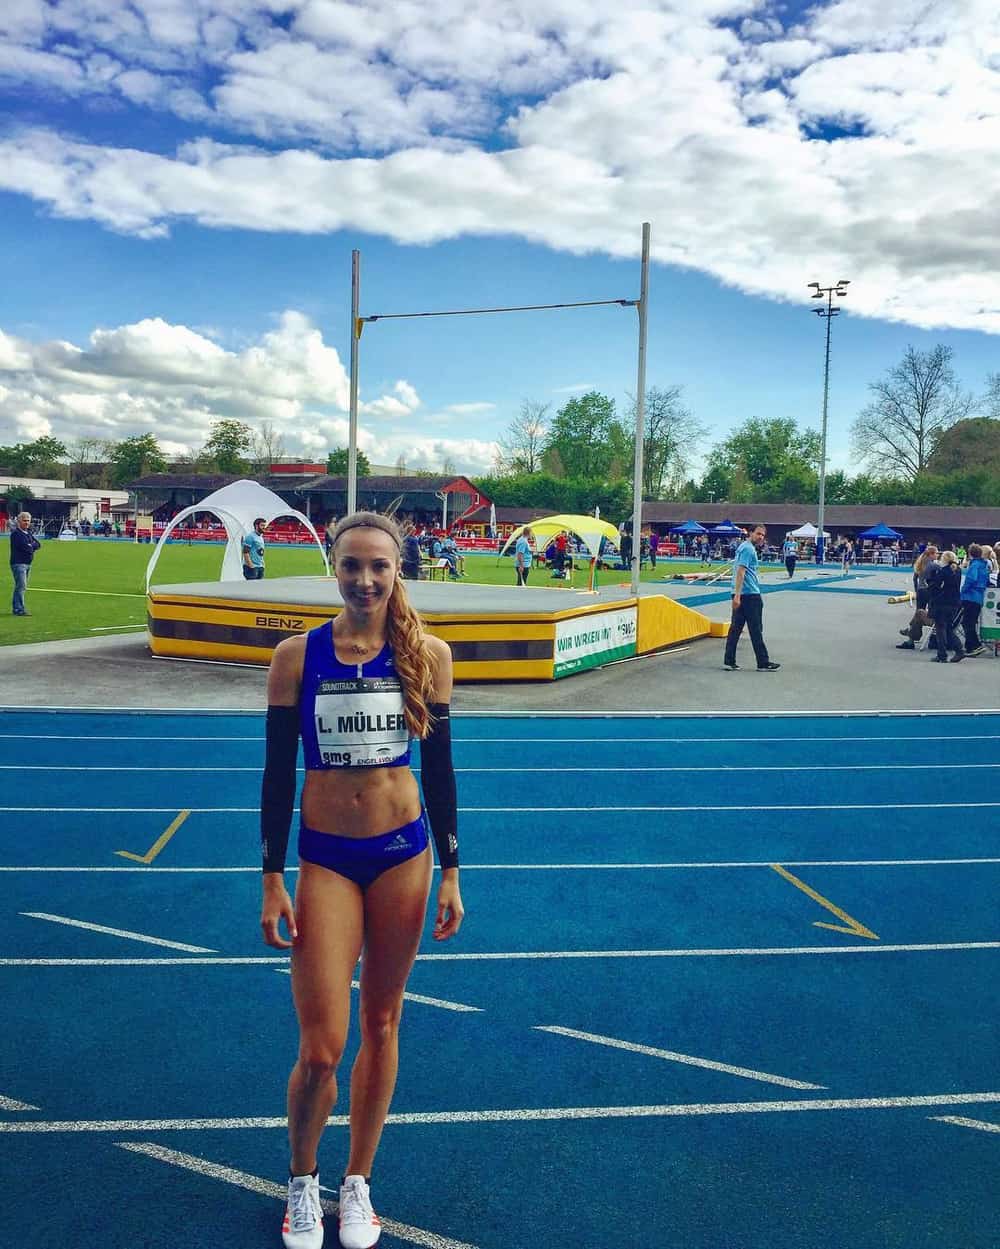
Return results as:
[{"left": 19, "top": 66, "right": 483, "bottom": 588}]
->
[{"left": 498, "top": 513, "right": 621, "bottom": 559}]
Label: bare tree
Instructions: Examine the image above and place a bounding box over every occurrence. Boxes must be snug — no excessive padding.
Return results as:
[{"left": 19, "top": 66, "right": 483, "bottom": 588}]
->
[
  {"left": 494, "top": 400, "right": 550, "bottom": 474},
  {"left": 851, "top": 345, "right": 974, "bottom": 479},
  {"left": 627, "top": 385, "right": 707, "bottom": 497},
  {"left": 395, "top": 454, "right": 408, "bottom": 476},
  {"left": 441, "top": 455, "right": 456, "bottom": 475},
  {"left": 984, "top": 372, "right": 1000, "bottom": 420},
  {"left": 67, "top": 437, "right": 109, "bottom": 487},
  {"left": 249, "top": 421, "right": 287, "bottom": 473}
]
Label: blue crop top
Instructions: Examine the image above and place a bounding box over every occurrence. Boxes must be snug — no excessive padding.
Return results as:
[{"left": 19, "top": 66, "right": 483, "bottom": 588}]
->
[{"left": 299, "top": 622, "right": 412, "bottom": 770}]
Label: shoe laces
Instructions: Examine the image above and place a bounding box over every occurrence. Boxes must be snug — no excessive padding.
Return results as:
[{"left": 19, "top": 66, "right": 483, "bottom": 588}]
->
[
  {"left": 340, "top": 1177, "right": 373, "bottom": 1226},
  {"left": 288, "top": 1177, "right": 320, "bottom": 1232}
]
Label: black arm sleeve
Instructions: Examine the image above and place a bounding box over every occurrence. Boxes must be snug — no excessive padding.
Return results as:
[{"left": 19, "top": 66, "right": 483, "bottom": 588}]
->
[
  {"left": 419, "top": 703, "right": 459, "bottom": 870},
  {"left": 260, "top": 705, "right": 300, "bottom": 875}
]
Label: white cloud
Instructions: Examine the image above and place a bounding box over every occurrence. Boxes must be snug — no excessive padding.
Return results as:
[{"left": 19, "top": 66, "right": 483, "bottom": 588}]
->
[
  {"left": 0, "top": 311, "right": 433, "bottom": 460},
  {"left": 2, "top": 2, "right": 1000, "bottom": 334}
]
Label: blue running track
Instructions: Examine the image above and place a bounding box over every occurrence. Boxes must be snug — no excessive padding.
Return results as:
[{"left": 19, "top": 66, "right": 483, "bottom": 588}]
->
[{"left": 1, "top": 708, "right": 998, "bottom": 1249}]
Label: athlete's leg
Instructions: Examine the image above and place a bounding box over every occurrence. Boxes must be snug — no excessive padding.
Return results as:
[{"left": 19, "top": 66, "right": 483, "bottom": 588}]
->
[
  {"left": 346, "top": 845, "right": 433, "bottom": 1177},
  {"left": 287, "top": 861, "right": 365, "bottom": 1175}
]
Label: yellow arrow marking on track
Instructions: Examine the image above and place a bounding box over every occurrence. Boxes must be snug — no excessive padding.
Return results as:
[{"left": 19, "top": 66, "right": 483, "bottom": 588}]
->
[
  {"left": 770, "top": 864, "right": 879, "bottom": 940},
  {"left": 116, "top": 811, "right": 191, "bottom": 864}
]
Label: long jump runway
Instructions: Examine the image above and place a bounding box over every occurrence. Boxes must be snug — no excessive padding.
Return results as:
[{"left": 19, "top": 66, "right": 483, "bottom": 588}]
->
[{"left": 1, "top": 708, "right": 998, "bottom": 1249}]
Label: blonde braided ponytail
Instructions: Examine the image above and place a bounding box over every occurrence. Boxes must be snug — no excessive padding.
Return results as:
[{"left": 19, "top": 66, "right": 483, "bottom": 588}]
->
[{"left": 331, "top": 511, "right": 436, "bottom": 739}]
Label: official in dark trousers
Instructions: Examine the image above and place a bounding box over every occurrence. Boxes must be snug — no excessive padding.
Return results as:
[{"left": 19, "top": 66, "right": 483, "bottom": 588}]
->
[
  {"left": 926, "top": 550, "right": 964, "bottom": 663},
  {"left": 10, "top": 511, "right": 41, "bottom": 617},
  {"left": 724, "top": 524, "right": 780, "bottom": 672}
]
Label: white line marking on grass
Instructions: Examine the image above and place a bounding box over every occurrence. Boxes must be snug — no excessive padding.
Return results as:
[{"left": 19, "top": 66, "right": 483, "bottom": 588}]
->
[
  {"left": 89, "top": 625, "right": 146, "bottom": 632},
  {"left": 2, "top": 941, "right": 999, "bottom": 967},
  {"left": 4, "top": 858, "right": 1000, "bottom": 873},
  {"left": 27, "top": 588, "right": 146, "bottom": 598},
  {"left": 0, "top": 1091, "right": 997, "bottom": 1134},
  {"left": 272, "top": 970, "right": 482, "bottom": 1013},
  {"left": 19, "top": 912, "right": 215, "bottom": 953},
  {"left": 7, "top": 802, "right": 1000, "bottom": 814},
  {"left": 931, "top": 1116, "right": 1000, "bottom": 1134},
  {"left": 0, "top": 1093, "right": 39, "bottom": 1111},
  {"left": 116, "top": 1143, "right": 479, "bottom": 1249},
  {"left": 535, "top": 1026, "right": 825, "bottom": 1089}
]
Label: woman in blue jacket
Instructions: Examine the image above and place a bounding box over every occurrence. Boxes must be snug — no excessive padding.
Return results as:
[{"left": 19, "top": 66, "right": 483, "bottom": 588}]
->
[{"left": 960, "top": 543, "right": 990, "bottom": 656}]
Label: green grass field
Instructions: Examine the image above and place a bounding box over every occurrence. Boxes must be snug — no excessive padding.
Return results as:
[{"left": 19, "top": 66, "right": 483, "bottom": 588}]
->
[{"left": 0, "top": 537, "right": 739, "bottom": 647}]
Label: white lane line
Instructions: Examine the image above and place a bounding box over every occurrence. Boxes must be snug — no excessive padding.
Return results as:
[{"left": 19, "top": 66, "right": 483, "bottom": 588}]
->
[
  {"left": 4, "top": 733, "right": 1000, "bottom": 744},
  {"left": 20, "top": 912, "right": 215, "bottom": 953},
  {"left": 7, "top": 802, "right": 1000, "bottom": 814},
  {"left": 6, "top": 762, "right": 1000, "bottom": 773},
  {"left": 0, "top": 1091, "right": 996, "bottom": 1133},
  {"left": 930, "top": 1116, "right": 1000, "bottom": 1134},
  {"left": 535, "top": 1026, "right": 824, "bottom": 1090},
  {"left": 2, "top": 941, "right": 999, "bottom": 967},
  {"left": 3, "top": 858, "right": 1000, "bottom": 873},
  {"left": 117, "top": 1143, "right": 478, "bottom": 1249},
  {"left": 273, "top": 970, "right": 482, "bottom": 1013},
  {"left": 0, "top": 1093, "right": 39, "bottom": 1111}
]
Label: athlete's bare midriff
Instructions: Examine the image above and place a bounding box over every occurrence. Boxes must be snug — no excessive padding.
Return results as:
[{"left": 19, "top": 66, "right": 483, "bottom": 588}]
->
[{"left": 300, "top": 764, "right": 422, "bottom": 838}]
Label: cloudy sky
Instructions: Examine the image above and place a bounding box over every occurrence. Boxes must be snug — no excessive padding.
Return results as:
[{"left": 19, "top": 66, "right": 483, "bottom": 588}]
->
[{"left": 2, "top": 0, "right": 999, "bottom": 478}]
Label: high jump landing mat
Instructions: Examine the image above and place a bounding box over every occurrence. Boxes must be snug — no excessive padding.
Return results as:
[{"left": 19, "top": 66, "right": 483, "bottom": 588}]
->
[{"left": 146, "top": 577, "right": 722, "bottom": 681}]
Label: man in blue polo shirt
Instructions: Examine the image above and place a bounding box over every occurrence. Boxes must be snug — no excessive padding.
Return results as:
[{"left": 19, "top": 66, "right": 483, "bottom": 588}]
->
[
  {"left": 724, "top": 524, "right": 780, "bottom": 671},
  {"left": 242, "top": 517, "right": 266, "bottom": 580}
]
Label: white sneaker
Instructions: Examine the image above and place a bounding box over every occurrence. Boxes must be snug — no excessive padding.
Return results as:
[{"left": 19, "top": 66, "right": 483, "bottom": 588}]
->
[
  {"left": 283, "top": 1173, "right": 324, "bottom": 1249},
  {"left": 339, "top": 1174, "right": 381, "bottom": 1248}
]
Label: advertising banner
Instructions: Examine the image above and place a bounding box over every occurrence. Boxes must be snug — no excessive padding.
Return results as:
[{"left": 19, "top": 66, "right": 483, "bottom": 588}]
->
[{"left": 553, "top": 607, "right": 637, "bottom": 677}]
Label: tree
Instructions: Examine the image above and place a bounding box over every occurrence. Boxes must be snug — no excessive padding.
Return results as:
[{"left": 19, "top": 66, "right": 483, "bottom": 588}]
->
[
  {"left": 326, "top": 447, "right": 371, "bottom": 476},
  {"left": 395, "top": 455, "right": 408, "bottom": 476},
  {"left": 203, "top": 419, "right": 253, "bottom": 474},
  {"left": 67, "top": 438, "right": 110, "bottom": 488},
  {"left": 851, "top": 345, "right": 974, "bottom": 480},
  {"left": 0, "top": 436, "right": 68, "bottom": 477},
  {"left": 106, "top": 434, "right": 168, "bottom": 487},
  {"left": 248, "top": 421, "right": 287, "bottom": 474},
  {"left": 544, "top": 391, "right": 622, "bottom": 480},
  {"left": 494, "top": 401, "right": 550, "bottom": 474},
  {"left": 626, "top": 386, "right": 707, "bottom": 498},
  {"left": 441, "top": 456, "right": 456, "bottom": 475},
  {"left": 924, "top": 417, "right": 1000, "bottom": 476},
  {"left": 700, "top": 417, "right": 820, "bottom": 502}
]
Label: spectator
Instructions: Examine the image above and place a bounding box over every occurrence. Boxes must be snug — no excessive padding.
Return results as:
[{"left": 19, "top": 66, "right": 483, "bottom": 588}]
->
[
  {"left": 926, "top": 551, "right": 963, "bottom": 663},
  {"left": 782, "top": 536, "right": 798, "bottom": 578},
  {"left": 9, "top": 511, "right": 41, "bottom": 617},
  {"left": 515, "top": 527, "right": 534, "bottom": 586},
  {"left": 960, "top": 543, "right": 989, "bottom": 657},
  {"left": 981, "top": 543, "right": 999, "bottom": 587},
  {"left": 898, "top": 545, "right": 939, "bottom": 650},
  {"left": 242, "top": 517, "right": 267, "bottom": 580},
  {"left": 649, "top": 530, "right": 659, "bottom": 567},
  {"left": 401, "top": 526, "right": 422, "bottom": 580}
]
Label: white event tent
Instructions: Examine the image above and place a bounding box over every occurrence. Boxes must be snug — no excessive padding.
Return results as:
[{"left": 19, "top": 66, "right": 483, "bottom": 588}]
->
[
  {"left": 145, "top": 479, "right": 328, "bottom": 590},
  {"left": 788, "top": 522, "right": 830, "bottom": 540}
]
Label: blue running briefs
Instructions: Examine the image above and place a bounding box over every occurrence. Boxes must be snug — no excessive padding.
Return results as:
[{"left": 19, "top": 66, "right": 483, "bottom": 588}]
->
[{"left": 298, "top": 813, "right": 429, "bottom": 889}]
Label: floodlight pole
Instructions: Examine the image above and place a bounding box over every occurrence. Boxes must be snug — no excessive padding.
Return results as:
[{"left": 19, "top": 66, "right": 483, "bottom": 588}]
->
[
  {"left": 348, "top": 249, "right": 361, "bottom": 516},
  {"left": 630, "top": 223, "right": 651, "bottom": 596},
  {"left": 809, "top": 279, "right": 849, "bottom": 564}
]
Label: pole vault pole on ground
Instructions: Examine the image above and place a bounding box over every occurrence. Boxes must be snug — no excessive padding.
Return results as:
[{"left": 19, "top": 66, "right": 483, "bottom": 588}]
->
[{"left": 345, "top": 224, "right": 652, "bottom": 525}]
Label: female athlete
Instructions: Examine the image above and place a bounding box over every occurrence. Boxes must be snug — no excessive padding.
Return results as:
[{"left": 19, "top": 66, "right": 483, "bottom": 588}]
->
[{"left": 259, "top": 511, "right": 464, "bottom": 1248}]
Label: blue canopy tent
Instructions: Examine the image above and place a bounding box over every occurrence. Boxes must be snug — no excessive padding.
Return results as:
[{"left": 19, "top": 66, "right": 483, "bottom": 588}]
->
[
  {"left": 857, "top": 522, "right": 903, "bottom": 540},
  {"left": 709, "top": 519, "right": 743, "bottom": 536},
  {"left": 669, "top": 519, "right": 708, "bottom": 534}
]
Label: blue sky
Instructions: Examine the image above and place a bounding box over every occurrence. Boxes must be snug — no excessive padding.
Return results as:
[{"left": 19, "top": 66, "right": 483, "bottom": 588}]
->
[{"left": 1, "top": 1, "right": 998, "bottom": 480}]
